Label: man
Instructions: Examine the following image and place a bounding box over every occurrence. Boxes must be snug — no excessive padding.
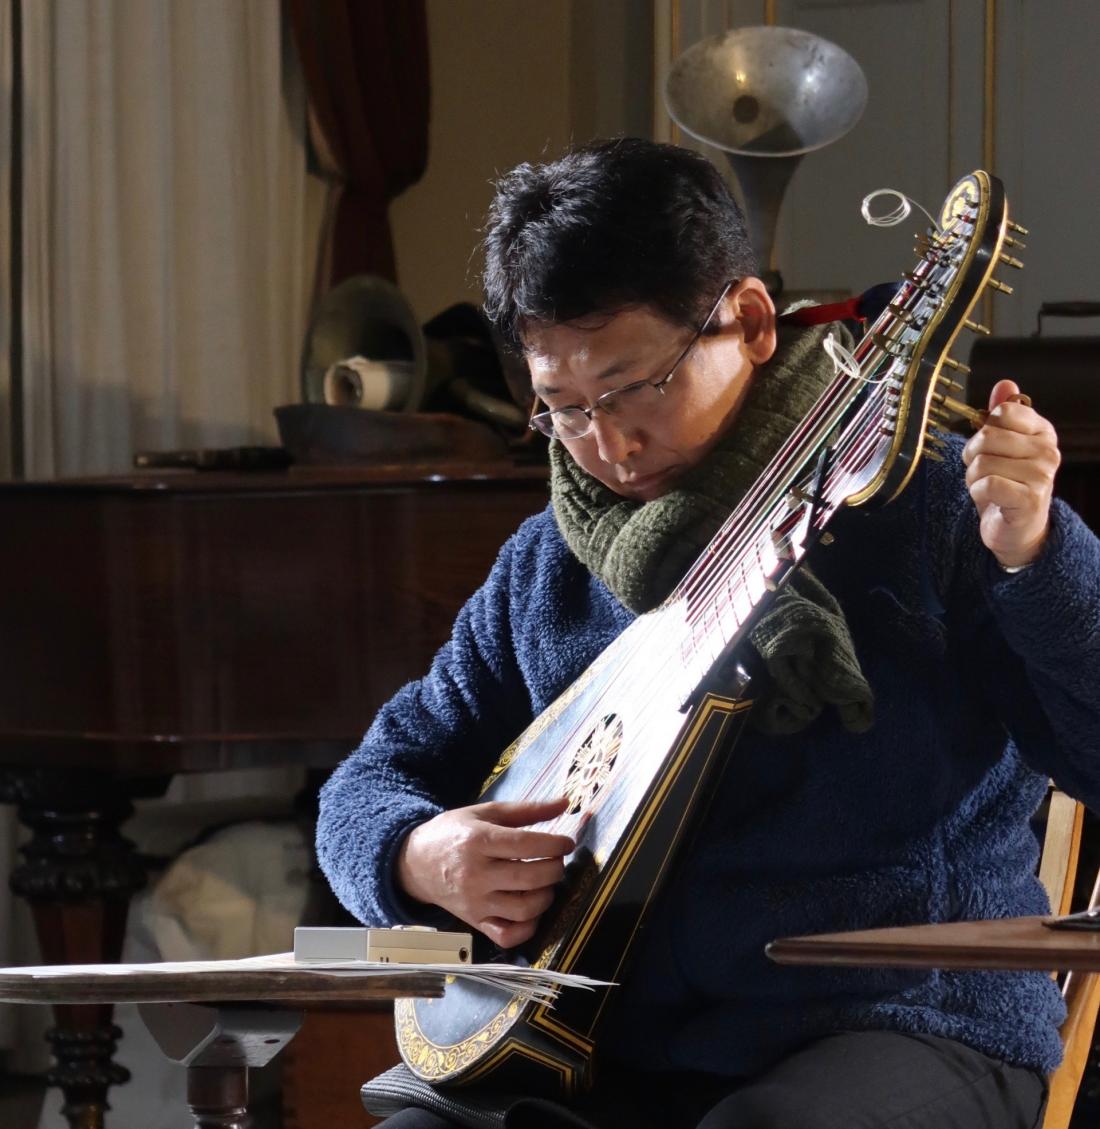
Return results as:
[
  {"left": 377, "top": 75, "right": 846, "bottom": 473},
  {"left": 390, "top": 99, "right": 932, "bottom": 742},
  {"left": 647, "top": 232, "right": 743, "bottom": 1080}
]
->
[{"left": 318, "top": 138, "right": 1100, "bottom": 1128}]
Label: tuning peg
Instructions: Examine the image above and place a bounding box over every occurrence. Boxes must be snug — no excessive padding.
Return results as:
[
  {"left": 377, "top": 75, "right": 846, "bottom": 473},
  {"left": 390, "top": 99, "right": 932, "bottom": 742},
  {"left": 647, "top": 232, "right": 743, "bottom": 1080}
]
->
[
  {"left": 888, "top": 302, "right": 917, "bottom": 325},
  {"left": 964, "top": 319, "right": 991, "bottom": 335},
  {"left": 934, "top": 378, "right": 964, "bottom": 398},
  {"left": 987, "top": 278, "right": 1014, "bottom": 295},
  {"left": 1007, "top": 220, "right": 1029, "bottom": 235},
  {"left": 1003, "top": 234, "right": 1027, "bottom": 250},
  {"left": 940, "top": 395, "right": 988, "bottom": 429},
  {"left": 872, "top": 331, "right": 908, "bottom": 357},
  {"left": 941, "top": 356, "right": 971, "bottom": 375},
  {"left": 902, "top": 270, "right": 935, "bottom": 290},
  {"left": 914, "top": 234, "right": 947, "bottom": 260},
  {"left": 999, "top": 253, "right": 1025, "bottom": 270},
  {"left": 922, "top": 446, "right": 946, "bottom": 463}
]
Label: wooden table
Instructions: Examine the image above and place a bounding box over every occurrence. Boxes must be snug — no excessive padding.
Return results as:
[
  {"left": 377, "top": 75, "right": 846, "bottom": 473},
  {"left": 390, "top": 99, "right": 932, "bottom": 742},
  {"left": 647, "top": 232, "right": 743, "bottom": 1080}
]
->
[
  {"left": 766, "top": 915, "right": 1100, "bottom": 971},
  {"left": 0, "top": 963, "right": 444, "bottom": 1129}
]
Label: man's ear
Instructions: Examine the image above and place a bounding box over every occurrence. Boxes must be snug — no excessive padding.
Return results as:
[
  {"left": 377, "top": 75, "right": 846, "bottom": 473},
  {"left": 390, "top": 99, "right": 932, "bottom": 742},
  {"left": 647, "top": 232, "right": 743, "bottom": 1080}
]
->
[{"left": 726, "top": 277, "right": 777, "bottom": 365}]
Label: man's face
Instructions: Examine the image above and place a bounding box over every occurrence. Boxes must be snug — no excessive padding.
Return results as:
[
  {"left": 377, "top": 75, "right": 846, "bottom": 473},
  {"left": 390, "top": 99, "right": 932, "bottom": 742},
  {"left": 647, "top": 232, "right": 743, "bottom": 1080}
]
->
[{"left": 525, "top": 278, "right": 777, "bottom": 501}]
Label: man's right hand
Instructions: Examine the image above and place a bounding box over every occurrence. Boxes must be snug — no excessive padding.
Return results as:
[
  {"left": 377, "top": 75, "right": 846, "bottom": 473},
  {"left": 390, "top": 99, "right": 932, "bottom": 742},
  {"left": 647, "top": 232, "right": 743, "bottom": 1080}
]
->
[{"left": 396, "top": 796, "right": 575, "bottom": 950}]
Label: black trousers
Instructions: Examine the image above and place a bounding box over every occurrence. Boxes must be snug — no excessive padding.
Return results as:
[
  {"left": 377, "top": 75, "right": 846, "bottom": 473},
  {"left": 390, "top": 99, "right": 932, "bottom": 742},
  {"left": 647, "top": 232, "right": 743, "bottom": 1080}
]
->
[{"left": 374, "top": 1031, "right": 1048, "bottom": 1129}]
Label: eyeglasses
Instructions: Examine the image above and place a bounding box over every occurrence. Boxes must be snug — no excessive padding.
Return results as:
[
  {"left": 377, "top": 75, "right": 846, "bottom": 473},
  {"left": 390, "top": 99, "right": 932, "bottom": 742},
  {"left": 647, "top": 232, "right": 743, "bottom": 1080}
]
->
[{"left": 528, "top": 281, "right": 735, "bottom": 441}]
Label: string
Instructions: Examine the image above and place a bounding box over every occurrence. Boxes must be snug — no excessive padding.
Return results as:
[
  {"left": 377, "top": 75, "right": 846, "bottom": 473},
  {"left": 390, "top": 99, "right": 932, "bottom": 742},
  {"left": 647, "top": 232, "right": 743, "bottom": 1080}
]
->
[
  {"left": 824, "top": 332, "right": 891, "bottom": 385},
  {"left": 860, "top": 188, "right": 941, "bottom": 232},
  {"left": 672, "top": 260, "right": 927, "bottom": 616},
  {"left": 675, "top": 312, "right": 907, "bottom": 635},
  {"left": 534, "top": 369, "right": 892, "bottom": 841}
]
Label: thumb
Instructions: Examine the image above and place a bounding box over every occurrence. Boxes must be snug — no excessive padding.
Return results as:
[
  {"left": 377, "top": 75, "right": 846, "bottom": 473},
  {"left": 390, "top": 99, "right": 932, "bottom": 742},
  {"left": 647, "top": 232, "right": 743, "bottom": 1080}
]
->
[
  {"left": 477, "top": 794, "right": 570, "bottom": 828},
  {"left": 987, "top": 378, "right": 1020, "bottom": 412}
]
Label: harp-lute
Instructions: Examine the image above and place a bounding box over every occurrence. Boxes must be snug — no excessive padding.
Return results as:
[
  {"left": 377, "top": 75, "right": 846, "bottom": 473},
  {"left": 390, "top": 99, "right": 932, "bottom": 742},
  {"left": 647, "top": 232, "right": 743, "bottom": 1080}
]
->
[{"left": 396, "top": 171, "right": 1022, "bottom": 1095}]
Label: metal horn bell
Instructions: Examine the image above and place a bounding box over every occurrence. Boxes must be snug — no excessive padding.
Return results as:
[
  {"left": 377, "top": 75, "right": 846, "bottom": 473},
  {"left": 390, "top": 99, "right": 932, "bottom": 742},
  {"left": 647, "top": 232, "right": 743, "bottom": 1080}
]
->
[{"left": 665, "top": 26, "right": 867, "bottom": 290}]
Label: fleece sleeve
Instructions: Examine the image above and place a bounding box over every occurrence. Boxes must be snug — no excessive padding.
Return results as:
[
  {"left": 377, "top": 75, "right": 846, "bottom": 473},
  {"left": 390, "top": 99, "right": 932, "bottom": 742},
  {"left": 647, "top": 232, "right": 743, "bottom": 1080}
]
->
[
  {"left": 315, "top": 531, "right": 536, "bottom": 926},
  {"left": 976, "top": 495, "right": 1100, "bottom": 809}
]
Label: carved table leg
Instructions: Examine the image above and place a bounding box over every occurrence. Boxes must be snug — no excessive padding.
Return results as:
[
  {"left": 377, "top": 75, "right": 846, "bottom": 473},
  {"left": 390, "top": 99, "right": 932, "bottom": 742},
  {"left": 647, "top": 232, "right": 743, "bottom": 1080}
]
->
[
  {"left": 1, "top": 769, "right": 146, "bottom": 1129},
  {"left": 186, "top": 1066, "right": 250, "bottom": 1129},
  {"left": 140, "top": 1003, "right": 303, "bottom": 1129}
]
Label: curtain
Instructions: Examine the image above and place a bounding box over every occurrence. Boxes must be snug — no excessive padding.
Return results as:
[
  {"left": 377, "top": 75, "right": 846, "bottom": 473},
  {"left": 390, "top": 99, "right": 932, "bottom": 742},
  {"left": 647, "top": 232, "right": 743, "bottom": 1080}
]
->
[
  {"left": 0, "top": 0, "right": 16, "bottom": 1061},
  {"left": 18, "top": 0, "right": 325, "bottom": 478},
  {"left": 287, "top": 0, "right": 430, "bottom": 290},
  {"left": 2, "top": 0, "right": 325, "bottom": 1069}
]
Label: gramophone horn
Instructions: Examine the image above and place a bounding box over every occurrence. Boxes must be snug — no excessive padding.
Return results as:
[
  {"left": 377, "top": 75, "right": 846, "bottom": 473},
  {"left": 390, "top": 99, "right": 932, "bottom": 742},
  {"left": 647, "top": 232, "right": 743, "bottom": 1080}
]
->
[
  {"left": 301, "top": 275, "right": 428, "bottom": 410},
  {"left": 665, "top": 26, "right": 867, "bottom": 284}
]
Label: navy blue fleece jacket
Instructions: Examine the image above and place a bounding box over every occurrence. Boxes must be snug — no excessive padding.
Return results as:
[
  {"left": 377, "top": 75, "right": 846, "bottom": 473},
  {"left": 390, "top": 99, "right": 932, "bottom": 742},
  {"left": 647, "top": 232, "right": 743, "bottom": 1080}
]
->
[{"left": 317, "top": 439, "right": 1100, "bottom": 1078}]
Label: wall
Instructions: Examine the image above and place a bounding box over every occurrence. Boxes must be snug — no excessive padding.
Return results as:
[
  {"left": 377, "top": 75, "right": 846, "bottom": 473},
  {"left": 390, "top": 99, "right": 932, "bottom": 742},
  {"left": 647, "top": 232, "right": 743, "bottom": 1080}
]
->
[
  {"left": 657, "top": 0, "right": 1100, "bottom": 339},
  {"left": 389, "top": 0, "right": 653, "bottom": 324}
]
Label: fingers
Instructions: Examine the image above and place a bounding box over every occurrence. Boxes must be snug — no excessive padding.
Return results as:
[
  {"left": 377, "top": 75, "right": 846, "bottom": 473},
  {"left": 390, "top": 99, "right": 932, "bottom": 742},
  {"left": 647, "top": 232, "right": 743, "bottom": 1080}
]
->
[
  {"left": 987, "top": 377, "right": 1022, "bottom": 412},
  {"left": 478, "top": 795, "right": 569, "bottom": 828},
  {"left": 492, "top": 855, "right": 567, "bottom": 891},
  {"left": 962, "top": 399, "right": 1060, "bottom": 482},
  {"left": 397, "top": 797, "right": 575, "bottom": 950},
  {"left": 964, "top": 400, "right": 1053, "bottom": 450},
  {"left": 484, "top": 884, "right": 556, "bottom": 923},
  {"left": 475, "top": 796, "right": 574, "bottom": 860},
  {"left": 964, "top": 450, "right": 1058, "bottom": 496},
  {"left": 483, "top": 825, "right": 576, "bottom": 862},
  {"left": 960, "top": 384, "right": 1060, "bottom": 567},
  {"left": 480, "top": 881, "right": 560, "bottom": 949},
  {"left": 480, "top": 915, "right": 540, "bottom": 949},
  {"left": 967, "top": 471, "right": 1032, "bottom": 517}
]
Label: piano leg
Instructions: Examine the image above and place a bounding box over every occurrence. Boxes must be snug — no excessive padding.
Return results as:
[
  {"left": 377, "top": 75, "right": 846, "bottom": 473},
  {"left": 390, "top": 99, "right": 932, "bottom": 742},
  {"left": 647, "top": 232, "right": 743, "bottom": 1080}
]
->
[
  {"left": 139, "top": 1003, "right": 302, "bottom": 1129},
  {"left": 2, "top": 769, "right": 146, "bottom": 1129}
]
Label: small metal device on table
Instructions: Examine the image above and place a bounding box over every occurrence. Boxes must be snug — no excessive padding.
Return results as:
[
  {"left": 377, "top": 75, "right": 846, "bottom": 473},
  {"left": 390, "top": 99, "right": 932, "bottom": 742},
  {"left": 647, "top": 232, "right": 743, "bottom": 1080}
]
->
[{"left": 293, "top": 925, "right": 473, "bottom": 965}]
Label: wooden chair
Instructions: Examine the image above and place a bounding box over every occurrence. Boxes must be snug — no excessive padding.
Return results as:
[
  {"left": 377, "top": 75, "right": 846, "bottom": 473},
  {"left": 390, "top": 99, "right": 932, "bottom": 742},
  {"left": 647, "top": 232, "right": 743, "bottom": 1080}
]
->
[{"left": 1037, "top": 787, "right": 1100, "bottom": 1129}]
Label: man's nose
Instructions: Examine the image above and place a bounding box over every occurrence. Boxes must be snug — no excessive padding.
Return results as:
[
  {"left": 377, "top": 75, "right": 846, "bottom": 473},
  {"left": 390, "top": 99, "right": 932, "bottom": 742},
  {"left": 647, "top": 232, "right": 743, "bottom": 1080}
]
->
[{"left": 590, "top": 411, "right": 642, "bottom": 465}]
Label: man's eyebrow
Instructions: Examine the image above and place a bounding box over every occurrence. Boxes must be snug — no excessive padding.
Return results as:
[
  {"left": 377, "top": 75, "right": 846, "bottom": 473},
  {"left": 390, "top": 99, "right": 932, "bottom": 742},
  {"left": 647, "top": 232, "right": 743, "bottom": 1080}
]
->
[{"left": 533, "top": 359, "right": 638, "bottom": 400}]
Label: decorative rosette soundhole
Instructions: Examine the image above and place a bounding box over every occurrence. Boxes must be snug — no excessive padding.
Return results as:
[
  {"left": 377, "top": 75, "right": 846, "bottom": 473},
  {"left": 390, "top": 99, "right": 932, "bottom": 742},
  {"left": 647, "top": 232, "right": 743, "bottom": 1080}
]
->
[
  {"left": 939, "top": 176, "right": 979, "bottom": 229},
  {"left": 564, "top": 714, "right": 622, "bottom": 816}
]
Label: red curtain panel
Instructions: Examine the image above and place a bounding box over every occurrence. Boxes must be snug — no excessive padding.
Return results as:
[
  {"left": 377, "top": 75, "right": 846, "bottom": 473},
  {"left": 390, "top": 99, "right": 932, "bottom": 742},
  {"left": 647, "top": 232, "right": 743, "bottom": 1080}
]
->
[{"left": 287, "top": 0, "right": 431, "bottom": 289}]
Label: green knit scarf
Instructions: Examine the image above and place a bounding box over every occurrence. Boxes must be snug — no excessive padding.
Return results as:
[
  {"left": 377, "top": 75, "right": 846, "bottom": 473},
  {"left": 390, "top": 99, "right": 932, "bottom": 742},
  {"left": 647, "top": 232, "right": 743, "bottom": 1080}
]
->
[{"left": 549, "top": 321, "right": 874, "bottom": 735}]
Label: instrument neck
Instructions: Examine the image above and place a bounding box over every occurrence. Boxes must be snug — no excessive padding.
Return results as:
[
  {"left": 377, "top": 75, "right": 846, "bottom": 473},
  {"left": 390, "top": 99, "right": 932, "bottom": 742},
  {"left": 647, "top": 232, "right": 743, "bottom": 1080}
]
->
[{"left": 665, "top": 324, "right": 899, "bottom": 699}]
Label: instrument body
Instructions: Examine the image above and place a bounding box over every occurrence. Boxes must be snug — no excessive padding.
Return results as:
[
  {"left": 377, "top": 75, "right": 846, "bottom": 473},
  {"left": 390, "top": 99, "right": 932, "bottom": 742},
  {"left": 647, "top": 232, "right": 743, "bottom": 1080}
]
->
[
  {"left": 399, "top": 608, "right": 753, "bottom": 1092},
  {"left": 398, "top": 172, "right": 1018, "bottom": 1094}
]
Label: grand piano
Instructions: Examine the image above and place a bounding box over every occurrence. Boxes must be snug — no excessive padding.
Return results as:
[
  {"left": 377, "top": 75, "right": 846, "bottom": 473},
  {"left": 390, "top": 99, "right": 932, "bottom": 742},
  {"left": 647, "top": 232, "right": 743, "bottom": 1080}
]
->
[{"left": 0, "top": 462, "right": 549, "bottom": 1129}]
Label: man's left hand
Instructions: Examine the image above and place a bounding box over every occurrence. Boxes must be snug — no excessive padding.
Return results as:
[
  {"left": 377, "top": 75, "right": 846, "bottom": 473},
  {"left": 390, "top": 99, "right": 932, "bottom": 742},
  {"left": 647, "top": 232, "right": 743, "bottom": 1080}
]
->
[{"left": 961, "top": 378, "right": 1061, "bottom": 569}]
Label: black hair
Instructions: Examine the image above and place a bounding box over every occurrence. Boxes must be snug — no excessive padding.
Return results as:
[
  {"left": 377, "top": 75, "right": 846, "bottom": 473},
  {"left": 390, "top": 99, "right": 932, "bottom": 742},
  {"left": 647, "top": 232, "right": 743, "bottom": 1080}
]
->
[{"left": 482, "top": 137, "right": 758, "bottom": 351}]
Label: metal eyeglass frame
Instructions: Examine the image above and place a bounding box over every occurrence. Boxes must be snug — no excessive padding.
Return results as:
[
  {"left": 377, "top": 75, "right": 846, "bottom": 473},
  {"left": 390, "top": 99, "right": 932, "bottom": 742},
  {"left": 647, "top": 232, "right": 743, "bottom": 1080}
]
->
[{"left": 528, "top": 280, "right": 735, "bottom": 440}]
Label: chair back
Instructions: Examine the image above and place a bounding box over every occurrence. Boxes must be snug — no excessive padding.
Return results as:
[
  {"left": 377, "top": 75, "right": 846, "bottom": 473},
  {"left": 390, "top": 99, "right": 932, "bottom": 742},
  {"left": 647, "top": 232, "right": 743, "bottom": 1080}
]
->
[{"left": 1039, "top": 788, "right": 1099, "bottom": 1129}]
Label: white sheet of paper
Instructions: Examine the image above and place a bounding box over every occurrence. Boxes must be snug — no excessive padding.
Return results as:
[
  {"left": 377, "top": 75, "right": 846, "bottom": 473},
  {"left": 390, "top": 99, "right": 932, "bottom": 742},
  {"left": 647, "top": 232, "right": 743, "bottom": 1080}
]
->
[{"left": 0, "top": 954, "right": 612, "bottom": 1006}]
